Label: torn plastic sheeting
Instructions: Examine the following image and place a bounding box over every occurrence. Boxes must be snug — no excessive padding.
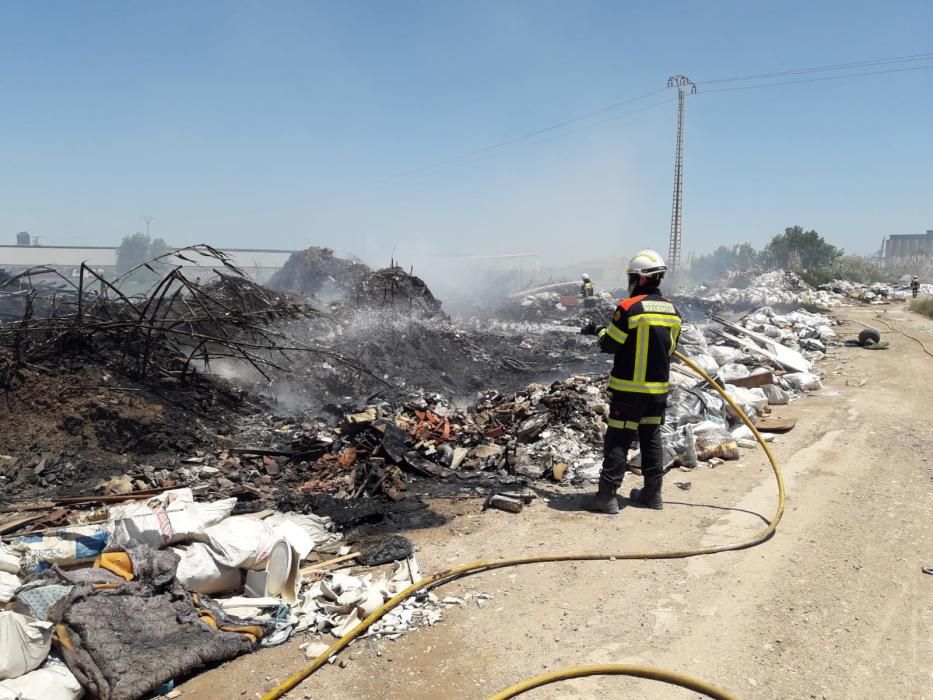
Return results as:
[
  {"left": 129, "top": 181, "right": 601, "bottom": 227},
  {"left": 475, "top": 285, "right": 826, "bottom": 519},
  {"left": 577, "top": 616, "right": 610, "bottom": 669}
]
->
[
  {"left": 666, "top": 387, "right": 727, "bottom": 429},
  {"left": 0, "top": 611, "right": 53, "bottom": 681},
  {"left": 0, "top": 658, "right": 83, "bottom": 700}
]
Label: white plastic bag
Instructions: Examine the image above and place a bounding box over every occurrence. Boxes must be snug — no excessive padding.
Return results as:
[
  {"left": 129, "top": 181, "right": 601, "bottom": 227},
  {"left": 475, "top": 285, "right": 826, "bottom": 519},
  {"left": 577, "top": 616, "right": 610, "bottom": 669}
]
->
[
  {"left": 172, "top": 543, "right": 243, "bottom": 595},
  {"left": 0, "top": 658, "right": 83, "bottom": 700},
  {"left": 709, "top": 345, "right": 746, "bottom": 366},
  {"left": 0, "top": 545, "right": 20, "bottom": 575},
  {"left": 761, "top": 383, "right": 790, "bottom": 405},
  {"left": 0, "top": 572, "right": 20, "bottom": 604},
  {"left": 173, "top": 517, "right": 281, "bottom": 594},
  {"left": 110, "top": 489, "right": 236, "bottom": 549},
  {"left": 784, "top": 372, "right": 822, "bottom": 391},
  {"left": 189, "top": 516, "right": 281, "bottom": 571},
  {"left": 0, "top": 612, "right": 53, "bottom": 680},
  {"left": 691, "top": 353, "right": 720, "bottom": 376},
  {"left": 718, "top": 363, "right": 750, "bottom": 382},
  {"left": 724, "top": 385, "right": 768, "bottom": 419}
]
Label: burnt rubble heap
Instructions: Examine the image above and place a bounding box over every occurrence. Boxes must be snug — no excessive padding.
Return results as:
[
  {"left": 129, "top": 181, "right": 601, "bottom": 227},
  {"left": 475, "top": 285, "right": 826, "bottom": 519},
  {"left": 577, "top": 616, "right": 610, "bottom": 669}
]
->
[
  {"left": 268, "top": 247, "right": 443, "bottom": 318},
  {"left": 0, "top": 245, "right": 881, "bottom": 700},
  {"left": 0, "top": 247, "right": 848, "bottom": 512}
]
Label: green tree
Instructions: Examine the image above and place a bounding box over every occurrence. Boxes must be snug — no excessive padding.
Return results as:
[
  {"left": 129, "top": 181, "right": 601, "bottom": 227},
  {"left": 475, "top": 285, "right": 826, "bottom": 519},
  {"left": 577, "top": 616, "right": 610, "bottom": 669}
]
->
[
  {"left": 149, "top": 237, "right": 173, "bottom": 259},
  {"left": 116, "top": 233, "right": 154, "bottom": 274},
  {"left": 116, "top": 233, "right": 175, "bottom": 278},
  {"left": 761, "top": 226, "right": 842, "bottom": 270},
  {"left": 691, "top": 242, "right": 760, "bottom": 282}
]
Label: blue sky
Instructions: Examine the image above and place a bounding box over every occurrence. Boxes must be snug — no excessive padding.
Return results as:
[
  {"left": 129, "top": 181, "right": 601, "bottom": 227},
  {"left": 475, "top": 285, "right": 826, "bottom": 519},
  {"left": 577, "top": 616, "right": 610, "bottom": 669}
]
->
[{"left": 0, "top": 0, "right": 930, "bottom": 268}]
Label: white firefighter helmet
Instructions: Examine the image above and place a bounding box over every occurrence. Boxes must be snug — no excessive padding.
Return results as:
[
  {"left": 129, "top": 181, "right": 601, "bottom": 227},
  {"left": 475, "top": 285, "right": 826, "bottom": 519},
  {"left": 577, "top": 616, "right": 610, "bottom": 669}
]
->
[
  {"left": 626, "top": 250, "right": 667, "bottom": 277},
  {"left": 581, "top": 273, "right": 591, "bottom": 281}
]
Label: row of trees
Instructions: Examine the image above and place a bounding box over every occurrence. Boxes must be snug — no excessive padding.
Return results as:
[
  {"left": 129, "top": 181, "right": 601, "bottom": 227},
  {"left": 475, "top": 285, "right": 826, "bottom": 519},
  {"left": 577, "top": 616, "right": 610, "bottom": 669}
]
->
[{"left": 690, "top": 226, "right": 855, "bottom": 283}]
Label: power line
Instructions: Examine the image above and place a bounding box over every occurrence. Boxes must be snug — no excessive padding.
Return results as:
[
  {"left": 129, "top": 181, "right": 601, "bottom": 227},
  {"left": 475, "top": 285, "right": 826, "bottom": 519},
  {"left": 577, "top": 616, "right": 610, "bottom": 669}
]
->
[
  {"left": 366, "top": 87, "right": 668, "bottom": 186},
  {"left": 509, "top": 97, "right": 676, "bottom": 150},
  {"left": 698, "top": 63, "right": 933, "bottom": 94},
  {"left": 698, "top": 50, "right": 933, "bottom": 85},
  {"left": 359, "top": 51, "right": 933, "bottom": 188}
]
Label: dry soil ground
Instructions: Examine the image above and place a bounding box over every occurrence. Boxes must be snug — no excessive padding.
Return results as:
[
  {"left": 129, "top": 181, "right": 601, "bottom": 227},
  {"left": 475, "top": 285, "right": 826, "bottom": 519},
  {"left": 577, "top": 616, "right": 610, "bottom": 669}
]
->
[{"left": 180, "top": 304, "right": 933, "bottom": 700}]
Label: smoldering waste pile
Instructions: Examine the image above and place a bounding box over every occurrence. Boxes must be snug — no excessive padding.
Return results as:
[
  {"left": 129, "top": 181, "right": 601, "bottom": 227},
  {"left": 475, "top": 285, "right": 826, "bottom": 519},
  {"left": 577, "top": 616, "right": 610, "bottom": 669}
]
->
[
  {"left": 227, "top": 304, "right": 834, "bottom": 503},
  {"left": 0, "top": 245, "right": 847, "bottom": 700},
  {"left": 267, "top": 247, "right": 443, "bottom": 317}
]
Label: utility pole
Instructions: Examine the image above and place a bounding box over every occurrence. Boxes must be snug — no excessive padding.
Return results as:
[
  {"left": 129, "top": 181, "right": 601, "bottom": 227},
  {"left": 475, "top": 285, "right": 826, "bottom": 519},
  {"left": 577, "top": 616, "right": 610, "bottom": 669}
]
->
[
  {"left": 667, "top": 75, "right": 696, "bottom": 280},
  {"left": 143, "top": 216, "right": 154, "bottom": 237}
]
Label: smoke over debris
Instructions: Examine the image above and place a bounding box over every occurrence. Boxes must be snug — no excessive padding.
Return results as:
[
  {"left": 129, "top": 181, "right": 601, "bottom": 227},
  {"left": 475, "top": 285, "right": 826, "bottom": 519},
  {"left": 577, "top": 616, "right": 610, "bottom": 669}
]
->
[{"left": 268, "top": 246, "right": 443, "bottom": 317}]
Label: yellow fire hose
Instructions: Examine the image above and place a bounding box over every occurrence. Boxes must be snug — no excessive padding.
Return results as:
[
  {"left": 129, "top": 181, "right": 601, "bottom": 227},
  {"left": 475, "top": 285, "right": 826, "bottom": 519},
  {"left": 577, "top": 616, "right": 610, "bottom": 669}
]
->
[
  {"left": 487, "top": 664, "right": 738, "bottom": 700},
  {"left": 262, "top": 352, "right": 784, "bottom": 699}
]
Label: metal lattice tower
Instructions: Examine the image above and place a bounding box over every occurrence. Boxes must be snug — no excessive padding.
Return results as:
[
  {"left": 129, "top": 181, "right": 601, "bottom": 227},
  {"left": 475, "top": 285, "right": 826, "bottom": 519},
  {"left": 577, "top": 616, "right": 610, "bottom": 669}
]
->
[{"left": 667, "top": 75, "right": 696, "bottom": 278}]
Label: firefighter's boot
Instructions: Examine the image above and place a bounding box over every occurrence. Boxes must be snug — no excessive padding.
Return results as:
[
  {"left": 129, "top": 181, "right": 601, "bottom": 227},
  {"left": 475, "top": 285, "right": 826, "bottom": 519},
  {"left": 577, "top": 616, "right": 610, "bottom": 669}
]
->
[
  {"left": 586, "top": 479, "right": 620, "bottom": 515},
  {"left": 630, "top": 477, "right": 663, "bottom": 510}
]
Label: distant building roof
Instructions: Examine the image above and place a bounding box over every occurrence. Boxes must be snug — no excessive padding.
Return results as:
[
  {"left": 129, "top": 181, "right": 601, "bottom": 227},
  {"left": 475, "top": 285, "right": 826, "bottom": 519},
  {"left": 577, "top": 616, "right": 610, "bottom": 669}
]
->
[{"left": 0, "top": 245, "right": 295, "bottom": 270}]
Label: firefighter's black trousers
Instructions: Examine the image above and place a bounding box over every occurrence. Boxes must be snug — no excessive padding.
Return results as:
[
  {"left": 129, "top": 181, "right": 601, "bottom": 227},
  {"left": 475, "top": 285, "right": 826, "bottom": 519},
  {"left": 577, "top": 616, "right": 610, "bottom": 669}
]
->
[{"left": 599, "top": 391, "right": 666, "bottom": 487}]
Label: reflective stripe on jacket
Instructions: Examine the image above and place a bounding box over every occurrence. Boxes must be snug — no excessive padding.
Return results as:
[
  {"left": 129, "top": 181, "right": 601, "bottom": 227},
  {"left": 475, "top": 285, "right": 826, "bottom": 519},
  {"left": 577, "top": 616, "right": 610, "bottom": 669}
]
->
[{"left": 596, "top": 288, "right": 682, "bottom": 395}]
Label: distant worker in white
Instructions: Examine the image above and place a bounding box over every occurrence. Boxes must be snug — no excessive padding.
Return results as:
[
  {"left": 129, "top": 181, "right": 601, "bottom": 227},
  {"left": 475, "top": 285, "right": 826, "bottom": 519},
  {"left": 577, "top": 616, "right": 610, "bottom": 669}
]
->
[{"left": 580, "top": 273, "right": 597, "bottom": 309}]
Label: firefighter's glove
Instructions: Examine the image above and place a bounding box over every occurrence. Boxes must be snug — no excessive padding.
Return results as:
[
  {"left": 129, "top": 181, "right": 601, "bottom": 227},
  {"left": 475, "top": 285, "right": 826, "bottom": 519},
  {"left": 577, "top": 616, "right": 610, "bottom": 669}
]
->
[{"left": 580, "top": 321, "right": 598, "bottom": 336}]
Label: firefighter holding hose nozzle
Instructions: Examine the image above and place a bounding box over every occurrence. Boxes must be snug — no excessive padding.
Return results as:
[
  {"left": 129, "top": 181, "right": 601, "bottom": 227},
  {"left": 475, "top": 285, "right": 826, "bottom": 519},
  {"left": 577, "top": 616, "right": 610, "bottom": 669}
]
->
[{"left": 580, "top": 250, "right": 682, "bottom": 514}]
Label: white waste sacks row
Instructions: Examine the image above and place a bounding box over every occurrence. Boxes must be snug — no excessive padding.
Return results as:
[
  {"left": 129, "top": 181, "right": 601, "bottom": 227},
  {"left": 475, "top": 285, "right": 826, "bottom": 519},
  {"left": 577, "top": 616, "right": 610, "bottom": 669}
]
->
[
  {"left": 690, "top": 269, "right": 930, "bottom": 308},
  {"left": 646, "top": 304, "right": 833, "bottom": 470}
]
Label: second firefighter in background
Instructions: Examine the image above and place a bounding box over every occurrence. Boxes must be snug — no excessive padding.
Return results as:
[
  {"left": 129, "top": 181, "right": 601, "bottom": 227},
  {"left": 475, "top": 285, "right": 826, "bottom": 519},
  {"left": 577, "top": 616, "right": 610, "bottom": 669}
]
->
[{"left": 582, "top": 250, "right": 682, "bottom": 515}]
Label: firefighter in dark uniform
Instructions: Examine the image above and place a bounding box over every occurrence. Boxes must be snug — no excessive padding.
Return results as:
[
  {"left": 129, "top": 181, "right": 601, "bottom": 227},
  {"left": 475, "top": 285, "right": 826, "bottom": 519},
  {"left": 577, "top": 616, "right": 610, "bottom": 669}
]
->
[
  {"left": 580, "top": 273, "right": 597, "bottom": 309},
  {"left": 911, "top": 276, "right": 920, "bottom": 298},
  {"left": 581, "top": 250, "right": 682, "bottom": 514}
]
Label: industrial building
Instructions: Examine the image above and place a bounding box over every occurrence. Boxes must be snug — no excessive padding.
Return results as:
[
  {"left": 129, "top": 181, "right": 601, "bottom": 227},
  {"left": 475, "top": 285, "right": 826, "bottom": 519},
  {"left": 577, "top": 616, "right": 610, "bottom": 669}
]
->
[
  {"left": 0, "top": 233, "right": 294, "bottom": 282},
  {"left": 881, "top": 230, "right": 933, "bottom": 263}
]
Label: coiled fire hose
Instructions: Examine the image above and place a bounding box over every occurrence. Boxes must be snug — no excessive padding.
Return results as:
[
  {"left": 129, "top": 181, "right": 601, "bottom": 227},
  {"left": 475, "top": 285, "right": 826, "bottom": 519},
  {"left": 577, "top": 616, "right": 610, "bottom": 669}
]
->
[{"left": 262, "top": 352, "right": 785, "bottom": 700}]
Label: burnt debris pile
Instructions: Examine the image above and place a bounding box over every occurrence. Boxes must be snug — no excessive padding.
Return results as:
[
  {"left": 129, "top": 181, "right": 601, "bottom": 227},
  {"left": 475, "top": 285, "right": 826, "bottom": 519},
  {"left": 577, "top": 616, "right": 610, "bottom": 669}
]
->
[
  {"left": 268, "top": 247, "right": 443, "bottom": 318},
  {"left": 0, "top": 245, "right": 309, "bottom": 389}
]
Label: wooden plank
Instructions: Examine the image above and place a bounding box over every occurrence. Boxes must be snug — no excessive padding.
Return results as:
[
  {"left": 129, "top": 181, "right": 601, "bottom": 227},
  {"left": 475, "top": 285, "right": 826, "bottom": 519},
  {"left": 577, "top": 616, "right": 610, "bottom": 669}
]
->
[
  {"left": 299, "top": 551, "right": 360, "bottom": 576},
  {"left": 0, "top": 513, "right": 45, "bottom": 536},
  {"left": 726, "top": 371, "right": 774, "bottom": 389},
  {"left": 755, "top": 416, "right": 797, "bottom": 433}
]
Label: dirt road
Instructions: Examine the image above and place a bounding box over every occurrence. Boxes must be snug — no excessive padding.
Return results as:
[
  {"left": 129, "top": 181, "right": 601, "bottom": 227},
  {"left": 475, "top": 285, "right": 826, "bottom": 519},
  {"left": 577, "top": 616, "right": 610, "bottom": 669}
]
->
[{"left": 180, "top": 304, "right": 933, "bottom": 700}]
